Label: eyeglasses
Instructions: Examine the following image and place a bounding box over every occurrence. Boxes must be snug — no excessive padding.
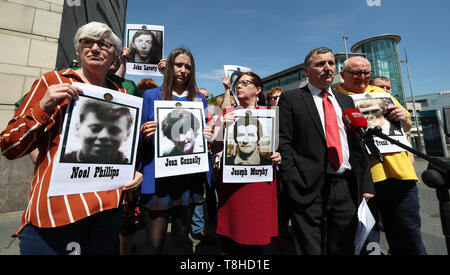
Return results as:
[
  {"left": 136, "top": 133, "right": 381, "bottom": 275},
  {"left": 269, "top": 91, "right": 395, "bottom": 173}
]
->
[
  {"left": 79, "top": 39, "right": 114, "bottom": 50},
  {"left": 269, "top": 96, "right": 279, "bottom": 100},
  {"left": 235, "top": 80, "right": 254, "bottom": 87},
  {"left": 344, "top": 70, "right": 372, "bottom": 77}
]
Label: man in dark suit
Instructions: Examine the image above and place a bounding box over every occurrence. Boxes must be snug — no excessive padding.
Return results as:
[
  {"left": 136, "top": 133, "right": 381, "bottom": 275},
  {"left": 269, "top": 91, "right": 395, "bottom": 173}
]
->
[{"left": 278, "top": 47, "right": 375, "bottom": 255}]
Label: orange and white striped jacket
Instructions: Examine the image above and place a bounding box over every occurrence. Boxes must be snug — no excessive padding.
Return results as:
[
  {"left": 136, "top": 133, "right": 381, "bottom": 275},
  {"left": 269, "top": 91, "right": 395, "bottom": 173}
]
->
[{"left": 0, "top": 69, "right": 127, "bottom": 236}]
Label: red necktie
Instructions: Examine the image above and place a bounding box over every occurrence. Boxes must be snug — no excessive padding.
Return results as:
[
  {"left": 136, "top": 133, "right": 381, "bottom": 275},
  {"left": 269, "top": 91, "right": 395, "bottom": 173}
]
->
[{"left": 322, "top": 90, "right": 343, "bottom": 171}]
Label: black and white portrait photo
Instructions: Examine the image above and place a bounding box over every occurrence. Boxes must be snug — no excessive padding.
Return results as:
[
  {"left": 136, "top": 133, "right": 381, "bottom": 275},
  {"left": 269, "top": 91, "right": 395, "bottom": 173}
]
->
[
  {"left": 48, "top": 83, "right": 143, "bottom": 197},
  {"left": 60, "top": 96, "right": 137, "bottom": 164},
  {"left": 126, "top": 24, "right": 164, "bottom": 76},
  {"left": 153, "top": 100, "right": 209, "bottom": 178},
  {"left": 225, "top": 114, "right": 272, "bottom": 166},
  {"left": 128, "top": 28, "right": 163, "bottom": 65},
  {"left": 159, "top": 108, "right": 205, "bottom": 157},
  {"left": 223, "top": 109, "right": 275, "bottom": 183}
]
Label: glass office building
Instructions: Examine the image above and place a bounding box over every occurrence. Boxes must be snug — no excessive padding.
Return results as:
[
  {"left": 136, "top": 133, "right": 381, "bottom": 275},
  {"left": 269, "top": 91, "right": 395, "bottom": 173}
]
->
[
  {"left": 262, "top": 35, "right": 406, "bottom": 106},
  {"left": 261, "top": 53, "right": 364, "bottom": 94},
  {"left": 351, "top": 34, "right": 406, "bottom": 106},
  {"left": 262, "top": 63, "right": 307, "bottom": 94}
]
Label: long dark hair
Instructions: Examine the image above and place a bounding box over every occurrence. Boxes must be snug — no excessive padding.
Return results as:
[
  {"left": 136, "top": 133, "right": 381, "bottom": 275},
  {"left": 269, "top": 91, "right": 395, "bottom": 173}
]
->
[{"left": 161, "top": 47, "right": 198, "bottom": 101}]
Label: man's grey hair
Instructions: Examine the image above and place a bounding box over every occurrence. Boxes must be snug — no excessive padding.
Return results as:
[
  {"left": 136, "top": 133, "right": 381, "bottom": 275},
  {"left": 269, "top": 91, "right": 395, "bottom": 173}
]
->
[
  {"left": 304, "top": 47, "right": 333, "bottom": 67},
  {"left": 74, "top": 21, "right": 122, "bottom": 57},
  {"left": 342, "top": 58, "right": 351, "bottom": 71},
  {"left": 342, "top": 56, "right": 371, "bottom": 71}
]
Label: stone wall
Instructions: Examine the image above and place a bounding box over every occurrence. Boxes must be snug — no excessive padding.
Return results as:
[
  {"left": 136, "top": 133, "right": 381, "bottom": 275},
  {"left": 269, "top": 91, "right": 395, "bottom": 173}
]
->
[
  {"left": 0, "top": 0, "right": 63, "bottom": 214},
  {"left": 0, "top": 155, "right": 33, "bottom": 214},
  {"left": 0, "top": 0, "right": 63, "bottom": 130}
]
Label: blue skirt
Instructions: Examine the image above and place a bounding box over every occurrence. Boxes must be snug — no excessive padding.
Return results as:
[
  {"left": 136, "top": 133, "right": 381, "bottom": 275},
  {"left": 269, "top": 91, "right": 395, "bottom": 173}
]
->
[{"left": 141, "top": 178, "right": 204, "bottom": 211}]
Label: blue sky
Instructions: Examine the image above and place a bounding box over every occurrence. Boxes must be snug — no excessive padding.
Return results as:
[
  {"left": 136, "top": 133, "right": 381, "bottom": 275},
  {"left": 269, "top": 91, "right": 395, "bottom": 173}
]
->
[{"left": 125, "top": 0, "right": 450, "bottom": 98}]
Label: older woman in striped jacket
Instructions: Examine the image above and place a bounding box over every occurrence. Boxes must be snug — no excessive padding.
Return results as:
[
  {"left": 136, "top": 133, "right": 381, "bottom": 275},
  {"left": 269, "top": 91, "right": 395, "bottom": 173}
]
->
[{"left": 0, "top": 21, "right": 142, "bottom": 255}]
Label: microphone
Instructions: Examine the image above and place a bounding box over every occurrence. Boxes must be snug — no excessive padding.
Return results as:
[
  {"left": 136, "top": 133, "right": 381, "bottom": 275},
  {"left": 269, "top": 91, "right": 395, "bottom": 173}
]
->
[
  {"left": 342, "top": 108, "right": 368, "bottom": 137},
  {"left": 342, "top": 109, "right": 384, "bottom": 163}
]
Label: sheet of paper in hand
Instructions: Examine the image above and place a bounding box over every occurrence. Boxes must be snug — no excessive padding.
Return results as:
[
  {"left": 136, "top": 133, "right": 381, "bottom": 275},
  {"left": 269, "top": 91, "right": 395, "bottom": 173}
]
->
[
  {"left": 354, "top": 199, "right": 376, "bottom": 255},
  {"left": 154, "top": 100, "right": 209, "bottom": 178},
  {"left": 223, "top": 65, "right": 251, "bottom": 88},
  {"left": 47, "top": 83, "right": 142, "bottom": 197},
  {"left": 126, "top": 24, "right": 164, "bottom": 76},
  {"left": 223, "top": 108, "right": 275, "bottom": 183},
  {"left": 350, "top": 92, "right": 411, "bottom": 154},
  {"left": 223, "top": 65, "right": 251, "bottom": 104}
]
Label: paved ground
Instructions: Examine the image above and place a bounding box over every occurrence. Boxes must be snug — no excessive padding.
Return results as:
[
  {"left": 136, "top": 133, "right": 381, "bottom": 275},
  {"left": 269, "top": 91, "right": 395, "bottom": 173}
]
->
[
  {"left": 0, "top": 157, "right": 448, "bottom": 255},
  {"left": 0, "top": 211, "right": 21, "bottom": 255},
  {"left": 411, "top": 157, "right": 448, "bottom": 255}
]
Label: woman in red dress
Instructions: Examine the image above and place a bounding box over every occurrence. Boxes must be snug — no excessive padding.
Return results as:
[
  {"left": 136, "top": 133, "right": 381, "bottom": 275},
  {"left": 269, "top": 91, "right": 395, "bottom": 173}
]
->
[{"left": 209, "top": 72, "right": 281, "bottom": 254}]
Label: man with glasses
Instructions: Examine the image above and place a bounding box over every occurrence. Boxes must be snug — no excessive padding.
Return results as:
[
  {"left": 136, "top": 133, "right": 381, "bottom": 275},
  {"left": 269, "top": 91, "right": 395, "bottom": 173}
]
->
[{"left": 337, "top": 56, "right": 427, "bottom": 255}]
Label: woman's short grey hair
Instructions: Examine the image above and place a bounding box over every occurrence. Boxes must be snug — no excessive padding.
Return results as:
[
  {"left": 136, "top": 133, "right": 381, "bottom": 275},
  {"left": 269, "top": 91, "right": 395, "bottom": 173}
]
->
[{"left": 73, "top": 21, "right": 122, "bottom": 57}]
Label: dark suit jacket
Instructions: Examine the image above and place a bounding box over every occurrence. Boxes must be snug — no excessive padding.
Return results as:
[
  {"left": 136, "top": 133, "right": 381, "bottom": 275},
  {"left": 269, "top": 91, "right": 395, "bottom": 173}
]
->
[{"left": 278, "top": 85, "right": 374, "bottom": 206}]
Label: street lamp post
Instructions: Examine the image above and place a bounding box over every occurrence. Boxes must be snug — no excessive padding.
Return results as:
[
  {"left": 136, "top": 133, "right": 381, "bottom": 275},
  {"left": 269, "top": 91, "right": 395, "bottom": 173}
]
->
[
  {"left": 343, "top": 36, "right": 349, "bottom": 60},
  {"left": 401, "top": 48, "right": 422, "bottom": 151}
]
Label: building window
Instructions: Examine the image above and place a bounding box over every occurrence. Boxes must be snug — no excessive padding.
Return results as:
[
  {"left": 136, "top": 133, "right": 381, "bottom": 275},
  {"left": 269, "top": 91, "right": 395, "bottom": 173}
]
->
[
  {"left": 416, "top": 99, "right": 428, "bottom": 107},
  {"left": 336, "top": 57, "right": 346, "bottom": 73},
  {"left": 359, "top": 38, "right": 405, "bottom": 106},
  {"left": 280, "top": 72, "right": 300, "bottom": 86},
  {"left": 263, "top": 79, "right": 280, "bottom": 92},
  {"left": 299, "top": 69, "right": 306, "bottom": 81}
]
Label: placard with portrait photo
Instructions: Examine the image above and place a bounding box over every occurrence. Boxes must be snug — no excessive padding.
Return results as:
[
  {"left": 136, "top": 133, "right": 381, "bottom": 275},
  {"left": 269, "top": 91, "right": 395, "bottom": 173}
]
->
[
  {"left": 223, "top": 108, "right": 275, "bottom": 183},
  {"left": 47, "top": 83, "right": 142, "bottom": 197},
  {"left": 350, "top": 93, "right": 410, "bottom": 154},
  {"left": 154, "top": 100, "right": 209, "bottom": 178},
  {"left": 224, "top": 65, "right": 251, "bottom": 103},
  {"left": 126, "top": 24, "right": 164, "bottom": 76}
]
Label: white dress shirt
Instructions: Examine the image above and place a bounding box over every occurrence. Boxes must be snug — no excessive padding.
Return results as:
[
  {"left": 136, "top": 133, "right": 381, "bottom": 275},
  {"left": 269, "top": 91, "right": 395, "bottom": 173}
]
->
[
  {"left": 308, "top": 83, "right": 352, "bottom": 174},
  {"left": 172, "top": 90, "right": 189, "bottom": 97}
]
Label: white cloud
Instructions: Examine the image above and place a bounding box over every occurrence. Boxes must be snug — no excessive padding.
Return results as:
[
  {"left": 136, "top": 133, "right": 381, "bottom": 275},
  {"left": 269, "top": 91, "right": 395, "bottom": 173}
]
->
[
  {"left": 230, "top": 9, "right": 256, "bottom": 16},
  {"left": 197, "top": 69, "right": 224, "bottom": 80},
  {"left": 425, "top": 76, "right": 439, "bottom": 82},
  {"left": 267, "top": 14, "right": 282, "bottom": 22}
]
